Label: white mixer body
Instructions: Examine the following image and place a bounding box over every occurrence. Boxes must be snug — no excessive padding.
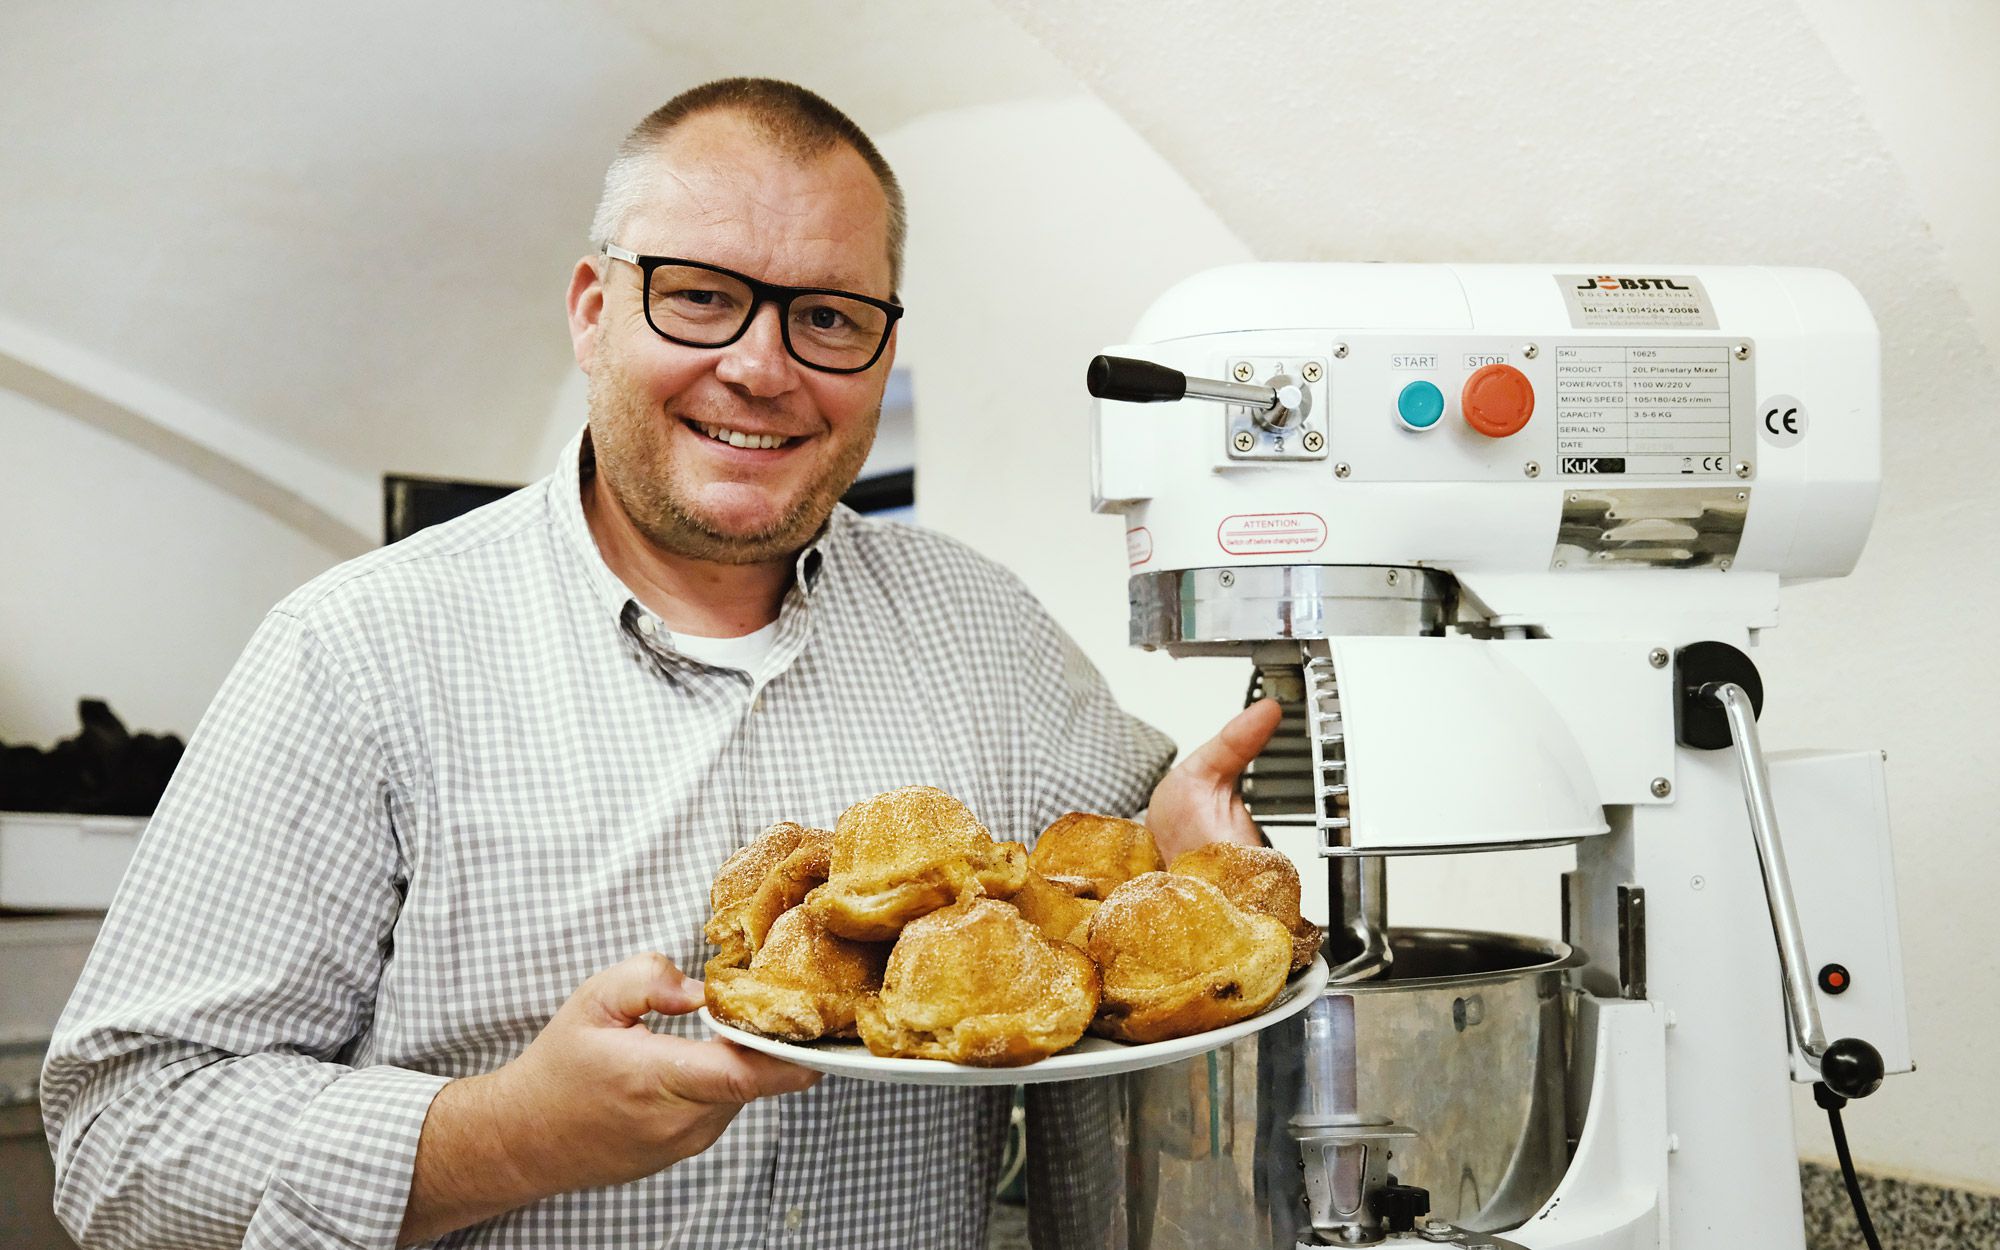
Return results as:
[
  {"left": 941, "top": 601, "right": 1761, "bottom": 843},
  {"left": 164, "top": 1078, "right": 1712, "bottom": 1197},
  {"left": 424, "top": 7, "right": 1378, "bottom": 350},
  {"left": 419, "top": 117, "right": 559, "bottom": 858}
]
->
[{"left": 1076, "top": 265, "right": 1906, "bottom": 1250}]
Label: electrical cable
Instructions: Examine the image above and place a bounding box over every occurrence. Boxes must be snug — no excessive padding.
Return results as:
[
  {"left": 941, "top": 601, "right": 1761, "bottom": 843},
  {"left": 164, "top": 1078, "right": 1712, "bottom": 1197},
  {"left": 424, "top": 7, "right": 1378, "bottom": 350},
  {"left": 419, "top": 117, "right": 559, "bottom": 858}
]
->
[{"left": 1815, "top": 1082, "right": 1885, "bottom": 1250}]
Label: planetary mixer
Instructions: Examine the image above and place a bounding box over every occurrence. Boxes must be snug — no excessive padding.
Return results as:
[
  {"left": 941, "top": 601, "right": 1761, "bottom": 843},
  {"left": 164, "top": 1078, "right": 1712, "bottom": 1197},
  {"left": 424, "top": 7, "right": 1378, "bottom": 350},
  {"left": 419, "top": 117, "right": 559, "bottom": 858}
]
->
[{"left": 1049, "top": 263, "right": 1912, "bottom": 1250}]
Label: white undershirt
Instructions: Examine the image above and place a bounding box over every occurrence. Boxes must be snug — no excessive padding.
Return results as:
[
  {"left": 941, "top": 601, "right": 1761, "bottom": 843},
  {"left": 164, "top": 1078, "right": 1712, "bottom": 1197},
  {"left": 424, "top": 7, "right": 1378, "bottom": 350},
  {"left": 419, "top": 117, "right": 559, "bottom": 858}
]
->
[{"left": 669, "top": 619, "right": 781, "bottom": 676}]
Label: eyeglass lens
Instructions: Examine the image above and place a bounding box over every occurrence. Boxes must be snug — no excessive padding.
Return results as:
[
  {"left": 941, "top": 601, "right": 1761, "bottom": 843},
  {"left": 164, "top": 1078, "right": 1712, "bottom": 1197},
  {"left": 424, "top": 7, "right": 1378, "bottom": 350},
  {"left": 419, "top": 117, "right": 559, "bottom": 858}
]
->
[{"left": 644, "top": 264, "right": 891, "bottom": 370}]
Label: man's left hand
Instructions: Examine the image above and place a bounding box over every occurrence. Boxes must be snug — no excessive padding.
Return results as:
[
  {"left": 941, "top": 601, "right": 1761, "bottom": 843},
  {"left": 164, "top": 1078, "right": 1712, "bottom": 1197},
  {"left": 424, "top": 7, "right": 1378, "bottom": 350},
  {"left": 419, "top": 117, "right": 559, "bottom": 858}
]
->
[{"left": 1144, "top": 698, "right": 1283, "bottom": 863}]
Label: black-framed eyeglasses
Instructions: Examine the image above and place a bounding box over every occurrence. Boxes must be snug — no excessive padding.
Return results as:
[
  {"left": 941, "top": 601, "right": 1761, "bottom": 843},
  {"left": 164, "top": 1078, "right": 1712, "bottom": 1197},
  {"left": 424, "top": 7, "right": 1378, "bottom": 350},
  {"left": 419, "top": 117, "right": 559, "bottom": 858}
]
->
[{"left": 602, "top": 244, "right": 903, "bottom": 374}]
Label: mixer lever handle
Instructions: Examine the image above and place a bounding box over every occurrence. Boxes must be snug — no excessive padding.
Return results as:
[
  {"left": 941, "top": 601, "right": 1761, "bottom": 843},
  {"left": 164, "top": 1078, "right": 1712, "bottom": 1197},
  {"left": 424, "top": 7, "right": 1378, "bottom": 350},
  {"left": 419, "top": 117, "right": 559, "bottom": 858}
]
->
[
  {"left": 1703, "top": 679, "right": 1884, "bottom": 1096},
  {"left": 1087, "top": 354, "right": 1289, "bottom": 412}
]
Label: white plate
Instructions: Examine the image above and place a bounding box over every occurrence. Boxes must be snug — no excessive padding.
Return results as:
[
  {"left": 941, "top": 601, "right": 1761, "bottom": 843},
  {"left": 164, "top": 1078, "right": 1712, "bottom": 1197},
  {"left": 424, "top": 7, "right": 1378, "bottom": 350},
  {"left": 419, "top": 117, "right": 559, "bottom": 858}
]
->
[{"left": 698, "top": 954, "right": 1329, "bottom": 1086}]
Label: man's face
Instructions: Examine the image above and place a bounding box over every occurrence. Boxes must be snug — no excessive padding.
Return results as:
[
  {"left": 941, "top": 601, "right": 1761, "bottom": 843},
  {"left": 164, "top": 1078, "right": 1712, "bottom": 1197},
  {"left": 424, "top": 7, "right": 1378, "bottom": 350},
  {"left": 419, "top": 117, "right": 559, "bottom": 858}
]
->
[{"left": 569, "top": 111, "right": 896, "bottom": 565}]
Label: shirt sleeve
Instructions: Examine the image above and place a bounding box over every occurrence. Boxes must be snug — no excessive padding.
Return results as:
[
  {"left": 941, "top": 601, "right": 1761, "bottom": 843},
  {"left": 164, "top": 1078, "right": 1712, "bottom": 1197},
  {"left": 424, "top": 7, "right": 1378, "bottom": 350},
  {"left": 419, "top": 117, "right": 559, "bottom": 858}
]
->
[
  {"left": 1010, "top": 582, "right": 1177, "bottom": 836},
  {"left": 40, "top": 608, "right": 450, "bottom": 1250}
]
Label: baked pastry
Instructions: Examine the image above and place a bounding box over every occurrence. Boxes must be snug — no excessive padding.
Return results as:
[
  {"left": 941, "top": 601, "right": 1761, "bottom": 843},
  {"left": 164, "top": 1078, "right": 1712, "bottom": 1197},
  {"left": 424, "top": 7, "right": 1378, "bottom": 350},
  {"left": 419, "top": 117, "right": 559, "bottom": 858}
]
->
[
  {"left": 856, "top": 898, "right": 1099, "bottom": 1066},
  {"left": 704, "top": 822, "right": 833, "bottom": 974},
  {"left": 705, "top": 904, "right": 890, "bottom": 1041},
  {"left": 807, "top": 786, "right": 1028, "bottom": 941},
  {"left": 1028, "top": 812, "right": 1164, "bottom": 900},
  {"left": 1170, "top": 843, "right": 1324, "bottom": 974},
  {"left": 1010, "top": 869, "right": 1100, "bottom": 947},
  {"left": 1085, "top": 872, "right": 1292, "bottom": 1044}
]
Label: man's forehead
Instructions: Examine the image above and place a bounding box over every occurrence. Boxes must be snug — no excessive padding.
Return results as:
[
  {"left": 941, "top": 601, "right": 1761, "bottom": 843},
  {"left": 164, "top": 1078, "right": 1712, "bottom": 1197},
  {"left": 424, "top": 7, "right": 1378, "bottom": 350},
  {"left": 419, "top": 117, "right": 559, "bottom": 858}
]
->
[{"left": 624, "top": 112, "right": 892, "bottom": 292}]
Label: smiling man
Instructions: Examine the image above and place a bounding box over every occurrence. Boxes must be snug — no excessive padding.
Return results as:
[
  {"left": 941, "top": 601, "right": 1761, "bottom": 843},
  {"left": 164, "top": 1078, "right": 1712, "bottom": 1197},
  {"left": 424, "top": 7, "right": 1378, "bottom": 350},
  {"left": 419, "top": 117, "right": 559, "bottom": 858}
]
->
[{"left": 42, "top": 79, "right": 1279, "bottom": 1249}]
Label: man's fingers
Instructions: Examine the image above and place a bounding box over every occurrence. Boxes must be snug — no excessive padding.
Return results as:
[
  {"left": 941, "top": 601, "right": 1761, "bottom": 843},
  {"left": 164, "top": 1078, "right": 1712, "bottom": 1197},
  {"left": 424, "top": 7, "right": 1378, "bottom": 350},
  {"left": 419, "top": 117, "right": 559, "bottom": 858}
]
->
[
  {"left": 580, "top": 953, "right": 704, "bottom": 1027},
  {"left": 1175, "top": 698, "right": 1283, "bottom": 785},
  {"left": 657, "top": 1038, "right": 823, "bottom": 1105}
]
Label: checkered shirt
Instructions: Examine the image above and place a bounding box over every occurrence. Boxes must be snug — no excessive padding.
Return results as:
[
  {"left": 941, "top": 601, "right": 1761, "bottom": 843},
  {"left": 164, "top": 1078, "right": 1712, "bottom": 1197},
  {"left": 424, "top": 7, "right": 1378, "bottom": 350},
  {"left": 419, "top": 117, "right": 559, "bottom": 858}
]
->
[{"left": 42, "top": 428, "right": 1175, "bottom": 1249}]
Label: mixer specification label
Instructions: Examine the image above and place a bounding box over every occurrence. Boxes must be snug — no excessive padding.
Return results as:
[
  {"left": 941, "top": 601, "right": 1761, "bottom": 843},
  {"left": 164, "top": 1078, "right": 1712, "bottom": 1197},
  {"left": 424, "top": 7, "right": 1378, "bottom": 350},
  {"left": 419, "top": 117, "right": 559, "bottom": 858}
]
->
[{"left": 1555, "top": 345, "right": 1735, "bottom": 475}]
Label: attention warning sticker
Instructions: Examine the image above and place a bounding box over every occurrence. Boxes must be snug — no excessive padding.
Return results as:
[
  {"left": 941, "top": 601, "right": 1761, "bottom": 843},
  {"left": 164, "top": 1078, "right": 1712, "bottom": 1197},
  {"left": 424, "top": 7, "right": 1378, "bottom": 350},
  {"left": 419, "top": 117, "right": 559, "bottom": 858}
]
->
[
  {"left": 1217, "top": 512, "right": 1326, "bottom": 556},
  {"left": 1558, "top": 274, "right": 1718, "bottom": 330}
]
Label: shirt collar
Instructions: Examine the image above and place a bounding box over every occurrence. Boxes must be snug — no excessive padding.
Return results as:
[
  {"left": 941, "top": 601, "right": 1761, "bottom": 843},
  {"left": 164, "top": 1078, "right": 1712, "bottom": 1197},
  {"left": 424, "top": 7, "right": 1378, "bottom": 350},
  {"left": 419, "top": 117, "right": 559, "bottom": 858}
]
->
[{"left": 547, "top": 424, "right": 844, "bottom": 631}]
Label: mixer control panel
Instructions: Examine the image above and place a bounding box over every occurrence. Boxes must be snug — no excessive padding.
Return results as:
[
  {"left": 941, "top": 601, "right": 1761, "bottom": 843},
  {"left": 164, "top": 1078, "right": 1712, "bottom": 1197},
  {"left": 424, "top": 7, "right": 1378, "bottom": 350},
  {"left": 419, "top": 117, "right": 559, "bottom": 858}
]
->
[{"left": 1205, "top": 335, "right": 1757, "bottom": 483}]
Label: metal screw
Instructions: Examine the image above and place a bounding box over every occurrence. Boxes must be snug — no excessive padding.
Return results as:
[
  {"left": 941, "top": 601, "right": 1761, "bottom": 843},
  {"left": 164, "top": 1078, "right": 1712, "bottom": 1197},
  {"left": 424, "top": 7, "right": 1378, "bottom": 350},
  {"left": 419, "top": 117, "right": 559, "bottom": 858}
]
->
[
  {"left": 1233, "top": 430, "right": 1256, "bottom": 452},
  {"left": 1303, "top": 430, "right": 1325, "bottom": 453},
  {"left": 1651, "top": 777, "right": 1672, "bottom": 798},
  {"left": 1736, "top": 491, "right": 1747, "bottom": 502},
  {"left": 1218, "top": 570, "right": 1235, "bottom": 588},
  {"left": 1568, "top": 493, "right": 1581, "bottom": 503},
  {"left": 1386, "top": 570, "right": 1400, "bottom": 586},
  {"left": 1332, "top": 342, "right": 1349, "bottom": 359},
  {"left": 1334, "top": 462, "right": 1351, "bottom": 478},
  {"left": 1648, "top": 647, "right": 1669, "bottom": 669},
  {"left": 1524, "top": 461, "right": 1541, "bottom": 478},
  {"left": 1734, "top": 342, "right": 1751, "bottom": 361},
  {"left": 1718, "top": 558, "right": 1733, "bottom": 572},
  {"left": 1232, "top": 361, "right": 1255, "bottom": 382},
  {"left": 1302, "top": 361, "right": 1324, "bottom": 383},
  {"left": 1554, "top": 559, "right": 1566, "bottom": 569},
  {"left": 1734, "top": 461, "right": 1752, "bottom": 478},
  {"left": 1522, "top": 343, "right": 1539, "bottom": 360}
]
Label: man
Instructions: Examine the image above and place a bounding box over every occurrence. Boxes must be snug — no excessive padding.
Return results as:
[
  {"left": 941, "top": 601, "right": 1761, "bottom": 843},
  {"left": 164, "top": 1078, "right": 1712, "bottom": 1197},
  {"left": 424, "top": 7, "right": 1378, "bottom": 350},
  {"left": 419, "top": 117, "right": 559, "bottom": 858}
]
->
[{"left": 43, "top": 78, "right": 1282, "bottom": 1248}]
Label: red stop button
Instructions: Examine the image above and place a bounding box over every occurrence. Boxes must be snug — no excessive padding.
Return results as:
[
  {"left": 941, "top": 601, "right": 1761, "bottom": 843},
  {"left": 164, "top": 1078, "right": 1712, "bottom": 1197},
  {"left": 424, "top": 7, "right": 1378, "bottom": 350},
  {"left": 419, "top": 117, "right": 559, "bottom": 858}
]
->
[{"left": 1462, "top": 363, "right": 1535, "bottom": 437}]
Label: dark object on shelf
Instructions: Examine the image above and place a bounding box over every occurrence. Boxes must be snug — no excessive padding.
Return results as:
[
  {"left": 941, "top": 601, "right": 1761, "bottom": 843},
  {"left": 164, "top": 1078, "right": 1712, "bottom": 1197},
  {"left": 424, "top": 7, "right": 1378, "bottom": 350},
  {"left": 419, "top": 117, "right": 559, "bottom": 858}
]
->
[
  {"left": 0, "top": 700, "right": 183, "bottom": 816},
  {"left": 842, "top": 469, "right": 914, "bottom": 515},
  {"left": 383, "top": 473, "right": 523, "bottom": 545}
]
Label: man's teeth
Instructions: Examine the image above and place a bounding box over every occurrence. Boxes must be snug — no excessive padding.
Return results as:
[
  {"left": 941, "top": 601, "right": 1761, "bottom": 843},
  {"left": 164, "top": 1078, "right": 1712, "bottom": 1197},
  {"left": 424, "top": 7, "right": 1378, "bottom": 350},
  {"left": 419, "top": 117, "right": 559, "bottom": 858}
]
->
[{"left": 697, "top": 422, "right": 789, "bottom": 450}]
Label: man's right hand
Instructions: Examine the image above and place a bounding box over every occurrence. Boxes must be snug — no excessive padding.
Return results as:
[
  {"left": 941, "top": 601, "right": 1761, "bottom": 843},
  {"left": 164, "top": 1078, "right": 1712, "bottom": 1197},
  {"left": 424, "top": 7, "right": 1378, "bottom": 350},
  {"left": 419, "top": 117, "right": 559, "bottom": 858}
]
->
[{"left": 400, "top": 954, "right": 820, "bottom": 1245}]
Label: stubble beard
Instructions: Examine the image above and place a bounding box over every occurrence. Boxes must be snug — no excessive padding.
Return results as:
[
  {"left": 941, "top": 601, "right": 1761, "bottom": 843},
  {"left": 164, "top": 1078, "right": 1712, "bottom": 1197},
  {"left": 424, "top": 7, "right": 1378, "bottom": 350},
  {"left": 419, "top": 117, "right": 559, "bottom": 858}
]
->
[{"left": 585, "top": 352, "right": 879, "bottom": 566}]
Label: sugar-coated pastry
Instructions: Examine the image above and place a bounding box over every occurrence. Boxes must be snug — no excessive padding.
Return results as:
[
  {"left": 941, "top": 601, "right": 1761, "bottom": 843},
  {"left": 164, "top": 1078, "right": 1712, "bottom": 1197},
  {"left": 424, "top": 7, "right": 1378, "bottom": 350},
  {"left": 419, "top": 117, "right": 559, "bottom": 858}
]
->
[
  {"left": 704, "top": 822, "right": 833, "bottom": 974},
  {"left": 807, "top": 786, "right": 1027, "bottom": 941},
  {"left": 856, "top": 897, "right": 1099, "bottom": 1066},
  {"left": 1028, "top": 812, "right": 1164, "bottom": 900},
  {"left": 1085, "top": 872, "right": 1292, "bottom": 1044},
  {"left": 1010, "top": 869, "right": 1100, "bottom": 947},
  {"left": 705, "top": 905, "right": 890, "bottom": 1041},
  {"left": 1169, "top": 842, "right": 1324, "bottom": 974}
]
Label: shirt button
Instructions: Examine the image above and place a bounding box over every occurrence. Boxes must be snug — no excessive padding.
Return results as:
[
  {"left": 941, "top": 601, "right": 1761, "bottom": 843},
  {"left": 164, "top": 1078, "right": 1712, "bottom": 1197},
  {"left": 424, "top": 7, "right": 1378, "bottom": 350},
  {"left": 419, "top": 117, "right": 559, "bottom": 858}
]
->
[
  {"left": 783, "top": 1206, "right": 804, "bottom": 1231},
  {"left": 636, "top": 616, "right": 656, "bottom": 636}
]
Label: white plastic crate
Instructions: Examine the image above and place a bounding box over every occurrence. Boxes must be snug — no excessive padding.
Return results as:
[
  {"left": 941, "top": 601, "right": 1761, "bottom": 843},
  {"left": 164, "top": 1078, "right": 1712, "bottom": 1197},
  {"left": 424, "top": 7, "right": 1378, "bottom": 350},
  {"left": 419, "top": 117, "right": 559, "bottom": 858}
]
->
[{"left": 0, "top": 812, "right": 145, "bottom": 911}]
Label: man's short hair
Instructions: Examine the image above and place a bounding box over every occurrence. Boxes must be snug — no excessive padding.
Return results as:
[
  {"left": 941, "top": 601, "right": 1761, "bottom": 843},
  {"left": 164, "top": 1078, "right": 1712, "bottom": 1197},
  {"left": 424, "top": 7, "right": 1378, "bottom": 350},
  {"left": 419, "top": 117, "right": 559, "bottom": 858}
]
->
[{"left": 589, "top": 77, "right": 907, "bottom": 292}]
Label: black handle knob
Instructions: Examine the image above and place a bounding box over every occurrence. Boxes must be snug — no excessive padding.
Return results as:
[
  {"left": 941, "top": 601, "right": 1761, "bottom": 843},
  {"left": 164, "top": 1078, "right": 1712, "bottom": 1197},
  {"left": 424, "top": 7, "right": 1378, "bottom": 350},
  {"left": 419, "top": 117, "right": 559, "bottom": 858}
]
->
[
  {"left": 1370, "top": 1180, "right": 1431, "bottom": 1234},
  {"left": 1087, "top": 355, "right": 1187, "bottom": 403},
  {"left": 1820, "top": 1037, "right": 1886, "bottom": 1101}
]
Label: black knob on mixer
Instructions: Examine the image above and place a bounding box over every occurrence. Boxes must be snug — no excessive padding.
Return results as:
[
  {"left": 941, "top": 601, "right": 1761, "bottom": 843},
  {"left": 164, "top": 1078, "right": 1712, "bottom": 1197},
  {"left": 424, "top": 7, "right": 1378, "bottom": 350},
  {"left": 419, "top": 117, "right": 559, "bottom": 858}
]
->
[
  {"left": 1819, "top": 1037, "right": 1886, "bottom": 1101},
  {"left": 1087, "top": 355, "right": 1188, "bottom": 403},
  {"left": 1371, "top": 1178, "right": 1432, "bottom": 1234}
]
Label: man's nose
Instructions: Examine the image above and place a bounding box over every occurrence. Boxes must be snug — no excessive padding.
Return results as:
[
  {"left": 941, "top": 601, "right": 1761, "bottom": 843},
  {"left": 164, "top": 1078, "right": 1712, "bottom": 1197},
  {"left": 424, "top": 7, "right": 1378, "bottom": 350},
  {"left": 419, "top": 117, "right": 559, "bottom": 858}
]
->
[{"left": 713, "top": 302, "right": 798, "bottom": 397}]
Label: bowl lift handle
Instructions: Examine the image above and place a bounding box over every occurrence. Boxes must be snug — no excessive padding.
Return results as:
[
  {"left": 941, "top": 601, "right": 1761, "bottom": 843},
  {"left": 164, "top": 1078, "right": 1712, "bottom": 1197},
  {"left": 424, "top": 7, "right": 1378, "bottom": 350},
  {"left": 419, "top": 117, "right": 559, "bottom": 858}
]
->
[{"left": 1680, "top": 644, "right": 1885, "bottom": 1102}]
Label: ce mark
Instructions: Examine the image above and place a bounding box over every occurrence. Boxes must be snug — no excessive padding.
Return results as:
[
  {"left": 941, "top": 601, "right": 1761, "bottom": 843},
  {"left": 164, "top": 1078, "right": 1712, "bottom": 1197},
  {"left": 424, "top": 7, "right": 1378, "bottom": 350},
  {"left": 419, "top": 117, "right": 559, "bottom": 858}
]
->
[{"left": 1756, "top": 394, "right": 1808, "bottom": 448}]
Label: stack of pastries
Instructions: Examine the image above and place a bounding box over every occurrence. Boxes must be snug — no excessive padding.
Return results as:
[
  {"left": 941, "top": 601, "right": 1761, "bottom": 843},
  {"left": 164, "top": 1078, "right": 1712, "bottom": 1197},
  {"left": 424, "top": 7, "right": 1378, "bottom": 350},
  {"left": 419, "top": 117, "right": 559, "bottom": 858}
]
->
[{"left": 702, "top": 785, "right": 1322, "bottom": 1067}]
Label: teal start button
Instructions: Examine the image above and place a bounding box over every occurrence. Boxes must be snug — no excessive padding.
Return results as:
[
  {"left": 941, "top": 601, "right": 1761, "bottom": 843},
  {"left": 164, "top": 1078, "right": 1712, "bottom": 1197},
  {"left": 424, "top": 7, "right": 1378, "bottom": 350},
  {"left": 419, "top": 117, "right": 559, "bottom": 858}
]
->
[{"left": 1397, "top": 379, "right": 1446, "bottom": 430}]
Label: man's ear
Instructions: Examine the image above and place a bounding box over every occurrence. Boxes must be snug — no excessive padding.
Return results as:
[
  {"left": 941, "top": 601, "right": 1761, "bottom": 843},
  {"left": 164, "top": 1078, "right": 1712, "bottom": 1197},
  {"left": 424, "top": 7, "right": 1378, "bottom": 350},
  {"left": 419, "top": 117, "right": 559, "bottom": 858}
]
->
[{"left": 567, "top": 256, "right": 605, "bottom": 371}]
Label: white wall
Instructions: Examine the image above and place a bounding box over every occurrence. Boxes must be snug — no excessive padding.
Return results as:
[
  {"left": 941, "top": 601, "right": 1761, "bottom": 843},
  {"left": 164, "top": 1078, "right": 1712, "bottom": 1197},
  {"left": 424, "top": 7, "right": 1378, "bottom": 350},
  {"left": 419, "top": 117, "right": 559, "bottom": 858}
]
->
[
  {"left": 880, "top": 95, "right": 1254, "bottom": 778},
  {"left": 0, "top": 388, "right": 343, "bottom": 744}
]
